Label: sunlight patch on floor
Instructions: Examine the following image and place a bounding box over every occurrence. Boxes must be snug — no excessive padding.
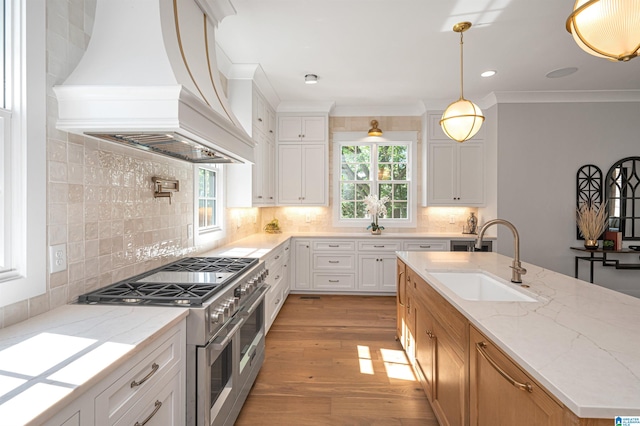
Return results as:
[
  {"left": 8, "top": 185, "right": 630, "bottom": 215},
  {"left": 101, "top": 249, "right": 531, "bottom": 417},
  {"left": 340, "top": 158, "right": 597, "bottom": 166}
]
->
[
  {"left": 357, "top": 345, "right": 375, "bottom": 375},
  {"left": 381, "top": 348, "right": 415, "bottom": 381}
]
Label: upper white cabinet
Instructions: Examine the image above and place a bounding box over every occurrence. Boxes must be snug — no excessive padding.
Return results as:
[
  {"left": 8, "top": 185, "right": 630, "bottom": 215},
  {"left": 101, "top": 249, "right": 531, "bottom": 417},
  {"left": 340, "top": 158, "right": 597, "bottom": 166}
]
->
[
  {"left": 277, "top": 144, "right": 327, "bottom": 205},
  {"left": 278, "top": 116, "right": 326, "bottom": 142},
  {"left": 426, "top": 112, "right": 484, "bottom": 206},
  {"left": 276, "top": 113, "right": 328, "bottom": 206},
  {"left": 226, "top": 81, "right": 276, "bottom": 207}
]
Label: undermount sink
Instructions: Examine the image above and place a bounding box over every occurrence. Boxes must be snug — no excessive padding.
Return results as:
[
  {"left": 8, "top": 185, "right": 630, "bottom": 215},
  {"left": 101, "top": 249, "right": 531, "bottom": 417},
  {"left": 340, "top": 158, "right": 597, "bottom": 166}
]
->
[{"left": 429, "top": 271, "right": 537, "bottom": 302}]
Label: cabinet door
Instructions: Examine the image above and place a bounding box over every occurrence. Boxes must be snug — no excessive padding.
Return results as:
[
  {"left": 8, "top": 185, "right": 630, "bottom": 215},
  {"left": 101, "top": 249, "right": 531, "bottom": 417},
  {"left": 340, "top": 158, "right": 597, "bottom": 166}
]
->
[
  {"left": 458, "top": 143, "right": 484, "bottom": 205},
  {"left": 415, "top": 306, "right": 436, "bottom": 401},
  {"left": 300, "top": 144, "right": 326, "bottom": 205},
  {"left": 428, "top": 143, "right": 456, "bottom": 205},
  {"left": 301, "top": 116, "right": 326, "bottom": 141},
  {"left": 469, "top": 326, "right": 563, "bottom": 426},
  {"left": 262, "top": 137, "right": 275, "bottom": 203},
  {"left": 379, "top": 255, "right": 398, "bottom": 292},
  {"left": 396, "top": 259, "right": 406, "bottom": 343},
  {"left": 252, "top": 90, "right": 266, "bottom": 133},
  {"left": 358, "top": 255, "right": 379, "bottom": 290},
  {"left": 252, "top": 130, "right": 267, "bottom": 204},
  {"left": 266, "top": 108, "right": 276, "bottom": 140},
  {"left": 293, "top": 240, "right": 311, "bottom": 290},
  {"left": 278, "top": 116, "right": 303, "bottom": 141},
  {"left": 277, "top": 145, "right": 302, "bottom": 204},
  {"left": 432, "top": 321, "right": 466, "bottom": 426}
]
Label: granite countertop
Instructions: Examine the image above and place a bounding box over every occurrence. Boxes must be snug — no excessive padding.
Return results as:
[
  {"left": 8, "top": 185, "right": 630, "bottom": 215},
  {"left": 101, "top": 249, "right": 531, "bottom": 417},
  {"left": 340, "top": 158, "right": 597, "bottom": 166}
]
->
[
  {"left": 0, "top": 305, "right": 188, "bottom": 424},
  {"left": 396, "top": 250, "right": 640, "bottom": 419}
]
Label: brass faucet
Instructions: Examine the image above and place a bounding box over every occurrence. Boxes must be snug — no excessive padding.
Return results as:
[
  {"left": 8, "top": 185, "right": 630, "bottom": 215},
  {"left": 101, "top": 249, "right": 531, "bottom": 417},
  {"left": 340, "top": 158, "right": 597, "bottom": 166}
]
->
[{"left": 476, "top": 219, "right": 527, "bottom": 283}]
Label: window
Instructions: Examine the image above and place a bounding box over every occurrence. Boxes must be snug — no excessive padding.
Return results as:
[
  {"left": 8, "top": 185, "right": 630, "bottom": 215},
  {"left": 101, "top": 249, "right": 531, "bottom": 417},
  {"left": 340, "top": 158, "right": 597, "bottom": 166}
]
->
[
  {"left": 198, "top": 167, "right": 219, "bottom": 231},
  {"left": 333, "top": 131, "right": 417, "bottom": 228},
  {"left": 194, "top": 165, "right": 225, "bottom": 247},
  {"left": 0, "top": 0, "right": 47, "bottom": 306}
]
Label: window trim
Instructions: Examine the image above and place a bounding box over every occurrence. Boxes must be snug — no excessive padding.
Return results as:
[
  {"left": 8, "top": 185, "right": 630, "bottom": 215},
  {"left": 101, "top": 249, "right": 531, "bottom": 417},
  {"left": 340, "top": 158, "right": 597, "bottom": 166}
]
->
[
  {"left": 193, "top": 164, "right": 226, "bottom": 247},
  {"left": 0, "top": 0, "right": 46, "bottom": 307},
  {"left": 332, "top": 131, "right": 418, "bottom": 228}
]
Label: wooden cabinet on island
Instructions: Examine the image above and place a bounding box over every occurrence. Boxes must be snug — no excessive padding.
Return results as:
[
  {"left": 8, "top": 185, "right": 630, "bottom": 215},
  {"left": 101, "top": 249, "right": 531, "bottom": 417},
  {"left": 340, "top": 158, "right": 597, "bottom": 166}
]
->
[{"left": 397, "top": 254, "right": 623, "bottom": 426}]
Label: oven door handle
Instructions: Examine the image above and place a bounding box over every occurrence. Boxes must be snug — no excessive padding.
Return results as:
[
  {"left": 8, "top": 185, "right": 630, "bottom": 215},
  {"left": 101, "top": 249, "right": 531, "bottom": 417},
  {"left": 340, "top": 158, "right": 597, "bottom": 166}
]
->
[
  {"left": 211, "top": 316, "right": 245, "bottom": 350},
  {"left": 239, "top": 284, "right": 269, "bottom": 317}
]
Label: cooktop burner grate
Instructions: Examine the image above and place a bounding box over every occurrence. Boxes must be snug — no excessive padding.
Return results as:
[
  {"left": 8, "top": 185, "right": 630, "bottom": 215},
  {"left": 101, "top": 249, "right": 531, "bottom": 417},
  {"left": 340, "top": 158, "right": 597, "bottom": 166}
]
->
[{"left": 161, "top": 257, "right": 257, "bottom": 273}]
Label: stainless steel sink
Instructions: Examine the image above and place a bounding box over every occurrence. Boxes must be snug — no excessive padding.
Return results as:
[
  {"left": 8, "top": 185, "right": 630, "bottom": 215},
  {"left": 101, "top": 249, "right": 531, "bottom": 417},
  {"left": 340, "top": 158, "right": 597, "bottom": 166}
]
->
[{"left": 429, "top": 271, "right": 537, "bottom": 302}]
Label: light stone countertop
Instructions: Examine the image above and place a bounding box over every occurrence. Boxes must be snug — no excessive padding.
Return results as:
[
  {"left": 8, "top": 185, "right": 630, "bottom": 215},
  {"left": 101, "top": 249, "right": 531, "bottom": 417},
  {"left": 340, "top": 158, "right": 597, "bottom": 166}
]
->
[
  {"left": 396, "top": 250, "right": 640, "bottom": 419},
  {"left": 0, "top": 304, "right": 188, "bottom": 425}
]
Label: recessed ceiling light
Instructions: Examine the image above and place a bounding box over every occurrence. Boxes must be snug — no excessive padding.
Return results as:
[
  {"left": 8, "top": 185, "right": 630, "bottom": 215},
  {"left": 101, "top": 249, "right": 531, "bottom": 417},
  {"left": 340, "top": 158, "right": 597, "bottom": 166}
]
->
[
  {"left": 546, "top": 67, "right": 578, "bottom": 79},
  {"left": 481, "top": 70, "right": 496, "bottom": 78},
  {"left": 304, "top": 74, "right": 318, "bottom": 84}
]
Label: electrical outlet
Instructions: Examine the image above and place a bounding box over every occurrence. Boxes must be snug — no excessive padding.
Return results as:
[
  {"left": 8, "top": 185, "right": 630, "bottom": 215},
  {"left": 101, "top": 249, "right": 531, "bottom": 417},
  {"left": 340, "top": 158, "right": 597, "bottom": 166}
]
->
[
  {"left": 305, "top": 213, "right": 311, "bottom": 223},
  {"left": 49, "top": 244, "right": 67, "bottom": 273},
  {"left": 187, "top": 224, "right": 193, "bottom": 239},
  {"left": 449, "top": 215, "right": 456, "bottom": 224}
]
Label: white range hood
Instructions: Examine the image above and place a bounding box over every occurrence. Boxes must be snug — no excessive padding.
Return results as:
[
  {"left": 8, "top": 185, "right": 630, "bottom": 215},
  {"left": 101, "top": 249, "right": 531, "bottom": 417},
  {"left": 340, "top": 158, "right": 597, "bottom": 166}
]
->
[{"left": 54, "top": 0, "right": 255, "bottom": 164}]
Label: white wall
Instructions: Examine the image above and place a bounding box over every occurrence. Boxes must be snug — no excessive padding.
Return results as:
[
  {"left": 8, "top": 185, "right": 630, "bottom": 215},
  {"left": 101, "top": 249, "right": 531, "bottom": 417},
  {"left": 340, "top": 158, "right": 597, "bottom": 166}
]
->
[{"left": 494, "top": 101, "right": 640, "bottom": 297}]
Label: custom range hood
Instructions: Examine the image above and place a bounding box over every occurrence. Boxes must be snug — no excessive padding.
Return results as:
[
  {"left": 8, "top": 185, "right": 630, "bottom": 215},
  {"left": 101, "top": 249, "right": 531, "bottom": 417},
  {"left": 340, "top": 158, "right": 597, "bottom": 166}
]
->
[{"left": 54, "top": 0, "right": 254, "bottom": 164}]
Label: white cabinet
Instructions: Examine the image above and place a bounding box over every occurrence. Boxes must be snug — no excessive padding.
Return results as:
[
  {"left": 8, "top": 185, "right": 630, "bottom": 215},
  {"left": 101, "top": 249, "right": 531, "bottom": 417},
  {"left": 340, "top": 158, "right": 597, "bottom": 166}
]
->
[
  {"left": 427, "top": 141, "right": 484, "bottom": 206},
  {"left": 226, "top": 82, "right": 276, "bottom": 207},
  {"left": 278, "top": 116, "right": 326, "bottom": 142},
  {"left": 403, "top": 240, "right": 449, "bottom": 251},
  {"left": 292, "top": 240, "right": 311, "bottom": 290},
  {"left": 265, "top": 241, "right": 291, "bottom": 333},
  {"left": 425, "top": 111, "right": 484, "bottom": 207},
  {"left": 277, "top": 144, "right": 327, "bottom": 205},
  {"left": 358, "top": 254, "right": 397, "bottom": 292},
  {"left": 43, "top": 321, "right": 185, "bottom": 426}
]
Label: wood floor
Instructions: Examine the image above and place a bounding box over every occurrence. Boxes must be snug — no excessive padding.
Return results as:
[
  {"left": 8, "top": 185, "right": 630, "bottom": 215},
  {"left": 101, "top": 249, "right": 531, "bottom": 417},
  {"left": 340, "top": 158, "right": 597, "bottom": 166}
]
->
[{"left": 235, "top": 295, "right": 438, "bottom": 426}]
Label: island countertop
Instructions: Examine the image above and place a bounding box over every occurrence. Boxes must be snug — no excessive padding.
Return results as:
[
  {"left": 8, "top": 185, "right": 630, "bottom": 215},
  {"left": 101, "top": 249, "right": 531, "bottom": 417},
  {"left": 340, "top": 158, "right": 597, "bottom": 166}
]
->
[{"left": 396, "top": 250, "right": 640, "bottom": 419}]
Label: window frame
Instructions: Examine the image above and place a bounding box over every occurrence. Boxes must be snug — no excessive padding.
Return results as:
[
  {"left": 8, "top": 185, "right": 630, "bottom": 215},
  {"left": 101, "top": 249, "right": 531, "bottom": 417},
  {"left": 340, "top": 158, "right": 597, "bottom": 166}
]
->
[
  {"left": 332, "top": 131, "right": 418, "bottom": 228},
  {"left": 193, "top": 164, "right": 226, "bottom": 247},
  {"left": 0, "top": 0, "right": 46, "bottom": 307}
]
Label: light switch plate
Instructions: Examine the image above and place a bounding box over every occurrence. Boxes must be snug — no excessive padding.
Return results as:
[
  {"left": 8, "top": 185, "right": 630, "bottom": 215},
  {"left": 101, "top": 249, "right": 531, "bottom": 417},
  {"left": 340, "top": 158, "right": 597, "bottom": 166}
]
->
[{"left": 49, "top": 244, "right": 67, "bottom": 273}]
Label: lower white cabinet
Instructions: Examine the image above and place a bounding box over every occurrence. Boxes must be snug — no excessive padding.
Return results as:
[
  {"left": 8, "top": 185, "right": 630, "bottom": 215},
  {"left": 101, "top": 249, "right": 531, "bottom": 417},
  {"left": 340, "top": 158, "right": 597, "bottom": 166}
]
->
[
  {"left": 265, "top": 241, "right": 291, "bottom": 333},
  {"left": 43, "top": 320, "right": 186, "bottom": 426},
  {"left": 290, "top": 237, "right": 451, "bottom": 294}
]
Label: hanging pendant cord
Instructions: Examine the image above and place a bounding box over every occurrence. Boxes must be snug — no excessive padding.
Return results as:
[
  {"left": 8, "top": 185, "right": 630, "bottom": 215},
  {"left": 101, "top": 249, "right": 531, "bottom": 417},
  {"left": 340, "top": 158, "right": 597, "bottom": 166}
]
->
[{"left": 459, "top": 30, "right": 464, "bottom": 100}]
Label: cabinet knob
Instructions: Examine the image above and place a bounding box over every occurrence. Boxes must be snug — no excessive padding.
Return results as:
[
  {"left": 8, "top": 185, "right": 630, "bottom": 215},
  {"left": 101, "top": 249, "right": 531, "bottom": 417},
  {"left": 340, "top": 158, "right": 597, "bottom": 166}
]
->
[
  {"left": 258, "top": 118, "right": 263, "bottom": 122},
  {"left": 257, "top": 195, "right": 263, "bottom": 199},
  {"left": 269, "top": 196, "right": 273, "bottom": 199}
]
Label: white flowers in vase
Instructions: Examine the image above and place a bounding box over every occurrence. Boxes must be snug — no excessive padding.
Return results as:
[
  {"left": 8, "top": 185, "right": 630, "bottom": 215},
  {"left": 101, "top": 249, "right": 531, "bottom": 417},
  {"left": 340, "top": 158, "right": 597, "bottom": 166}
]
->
[{"left": 364, "top": 194, "right": 390, "bottom": 232}]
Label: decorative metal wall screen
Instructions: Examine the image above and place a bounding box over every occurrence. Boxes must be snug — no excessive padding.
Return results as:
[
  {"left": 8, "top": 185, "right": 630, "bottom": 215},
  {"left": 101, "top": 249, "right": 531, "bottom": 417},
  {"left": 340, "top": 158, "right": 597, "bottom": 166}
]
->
[{"left": 576, "top": 164, "right": 603, "bottom": 239}]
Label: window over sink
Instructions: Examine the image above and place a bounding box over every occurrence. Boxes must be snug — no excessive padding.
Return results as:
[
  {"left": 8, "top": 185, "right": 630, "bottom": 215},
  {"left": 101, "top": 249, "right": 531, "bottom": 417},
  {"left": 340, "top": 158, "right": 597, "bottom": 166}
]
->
[
  {"left": 194, "top": 165, "right": 226, "bottom": 246},
  {"left": 332, "top": 131, "right": 417, "bottom": 228}
]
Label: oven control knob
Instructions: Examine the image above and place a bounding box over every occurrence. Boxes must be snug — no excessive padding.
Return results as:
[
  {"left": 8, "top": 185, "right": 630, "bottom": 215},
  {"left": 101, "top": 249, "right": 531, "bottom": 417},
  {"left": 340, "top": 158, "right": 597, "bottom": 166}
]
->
[{"left": 211, "top": 308, "right": 225, "bottom": 324}]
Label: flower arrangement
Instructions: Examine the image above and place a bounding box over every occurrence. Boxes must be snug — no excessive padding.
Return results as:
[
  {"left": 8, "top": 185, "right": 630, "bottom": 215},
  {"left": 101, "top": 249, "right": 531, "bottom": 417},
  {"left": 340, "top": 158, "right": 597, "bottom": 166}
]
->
[
  {"left": 576, "top": 202, "right": 608, "bottom": 248},
  {"left": 364, "top": 194, "right": 390, "bottom": 233}
]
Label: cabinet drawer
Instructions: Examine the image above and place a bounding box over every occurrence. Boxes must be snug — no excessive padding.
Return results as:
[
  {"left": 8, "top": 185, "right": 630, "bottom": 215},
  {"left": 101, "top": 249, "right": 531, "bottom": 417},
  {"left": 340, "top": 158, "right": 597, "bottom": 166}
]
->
[
  {"left": 95, "top": 326, "right": 183, "bottom": 423},
  {"left": 313, "top": 254, "right": 355, "bottom": 270},
  {"left": 357, "top": 241, "right": 402, "bottom": 251},
  {"left": 403, "top": 240, "right": 448, "bottom": 251},
  {"left": 313, "top": 273, "right": 356, "bottom": 290},
  {"left": 312, "top": 241, "right": 355, "bottom": 251}
]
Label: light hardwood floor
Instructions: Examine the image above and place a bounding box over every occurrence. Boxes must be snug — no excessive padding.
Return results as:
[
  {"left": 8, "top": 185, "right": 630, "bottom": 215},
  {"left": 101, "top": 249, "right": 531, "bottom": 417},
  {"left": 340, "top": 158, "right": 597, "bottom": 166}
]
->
[{"left": 235, "top": 295, "right": 438, "bottom": 426}]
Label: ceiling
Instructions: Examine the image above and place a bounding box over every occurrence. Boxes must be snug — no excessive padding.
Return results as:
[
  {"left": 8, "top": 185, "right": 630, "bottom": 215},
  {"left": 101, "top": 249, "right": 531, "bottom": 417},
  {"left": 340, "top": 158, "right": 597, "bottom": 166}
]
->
[{"left": 215, "top": 0, "right": 640, "bottom": 112}]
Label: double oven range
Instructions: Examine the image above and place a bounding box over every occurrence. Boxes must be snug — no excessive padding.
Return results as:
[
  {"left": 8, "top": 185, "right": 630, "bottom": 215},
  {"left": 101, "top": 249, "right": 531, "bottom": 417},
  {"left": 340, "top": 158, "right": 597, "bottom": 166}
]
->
[{"left": 78, "top": 256, "right": 269, "bottom": 426}]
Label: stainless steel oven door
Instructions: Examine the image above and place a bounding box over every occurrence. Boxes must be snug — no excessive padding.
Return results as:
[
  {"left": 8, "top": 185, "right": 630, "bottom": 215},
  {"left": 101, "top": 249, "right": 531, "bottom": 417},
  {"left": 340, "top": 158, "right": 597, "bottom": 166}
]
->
[
  {"left": 237, "top": 285, "right": 268, "bottom": 389},
  {"left": 197, "top": 315, "right": 244, "bottom": 426}
]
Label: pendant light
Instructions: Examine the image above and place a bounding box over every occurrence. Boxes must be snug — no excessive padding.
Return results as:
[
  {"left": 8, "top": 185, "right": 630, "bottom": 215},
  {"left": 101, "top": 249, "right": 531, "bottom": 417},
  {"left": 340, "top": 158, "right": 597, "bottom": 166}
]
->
[
  {"left": 368, "top": 120, "right": 383, "bottom": 136},
  {"left": 566, "top": 0, "right": 640, "bottom": 62},
  {"left": 440, "top": 22, "right": 484, "bottom": 143}
]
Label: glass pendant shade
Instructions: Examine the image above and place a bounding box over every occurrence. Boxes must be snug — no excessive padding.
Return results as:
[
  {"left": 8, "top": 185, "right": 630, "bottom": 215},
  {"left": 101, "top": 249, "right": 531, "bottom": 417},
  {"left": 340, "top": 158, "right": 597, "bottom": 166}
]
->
[
  {"left": 440, "top": 98, "right": 484, "bottom": 143},
  {"left": 566, "top": 0, "right": 640, "bottom": 62}
]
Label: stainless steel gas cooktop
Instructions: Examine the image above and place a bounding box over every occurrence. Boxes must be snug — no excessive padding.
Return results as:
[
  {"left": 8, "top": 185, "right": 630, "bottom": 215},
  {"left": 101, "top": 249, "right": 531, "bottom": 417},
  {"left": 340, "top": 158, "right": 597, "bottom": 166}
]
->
[{"left": 77, "top": 257, "right": 258, "bottom": 307}]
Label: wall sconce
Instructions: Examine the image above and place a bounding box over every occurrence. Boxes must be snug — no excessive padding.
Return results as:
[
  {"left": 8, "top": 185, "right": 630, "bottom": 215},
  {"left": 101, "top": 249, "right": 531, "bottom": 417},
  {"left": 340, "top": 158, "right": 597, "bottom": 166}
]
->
[
  {"left": 152, "top": 177, "right": 179, "bottom": 204},
  {"left": 566, "top": 0, "right": 640, "bottom": 62},
  {"left": 368, "top": 120, "right": 383, "bottom": 136},
  {"left": 440, "top": 22, "right": 485, "bottom": 143}
]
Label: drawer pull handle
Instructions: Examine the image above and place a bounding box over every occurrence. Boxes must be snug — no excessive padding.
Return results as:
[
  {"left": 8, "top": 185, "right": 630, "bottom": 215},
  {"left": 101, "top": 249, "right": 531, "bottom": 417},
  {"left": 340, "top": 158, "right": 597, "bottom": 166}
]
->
[
  {"left": 374, "top": 245, "right": 385, "bottom": 248},
  {"left": 426, "top": 330, "right": 435, "bottom": 339},
  {"left": 328, "top": 260, "right": 339, "bottom": 263},
  {"left": 328, "top": 244, "right": 339, "bottom": 247},
  {"left": 134, "top": 400, "right": 162, "bottom": 426},
  {"left": 476, "top": 342, "right": 533, "bottom": 393},
  {"left": 275, "top": 255, "right": 280, "bottom": 260},
  {"left": 420, "top": 245, "right": 431, "bottom": 248},
  {"left": 329, "top": 279, "right": 339, "bottom": 283},
  {"left": 131, "top": 363, "right": 159, "bottom": 388},
  {"left": 275, "top": 275, "right": 280, "bottom": 280},
  {"left": 275, "top": 298, "right": 281, "bottom": 305}
]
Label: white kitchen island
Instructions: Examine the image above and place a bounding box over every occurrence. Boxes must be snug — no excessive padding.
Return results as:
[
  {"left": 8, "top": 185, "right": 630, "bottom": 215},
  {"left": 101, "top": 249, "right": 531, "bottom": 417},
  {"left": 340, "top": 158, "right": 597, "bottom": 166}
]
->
[{"left": 397, "top": 250, "right": 640, "bottom": 420}]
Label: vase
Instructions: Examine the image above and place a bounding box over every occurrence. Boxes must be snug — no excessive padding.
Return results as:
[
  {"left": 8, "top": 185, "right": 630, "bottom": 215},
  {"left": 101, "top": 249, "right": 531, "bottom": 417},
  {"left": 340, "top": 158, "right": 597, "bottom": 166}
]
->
[
  {"left": 371, "top": 229, "right": 381, "bottom": 235},
  {"left": 584, "top": 239, "right": 599, "bottom": 249}
]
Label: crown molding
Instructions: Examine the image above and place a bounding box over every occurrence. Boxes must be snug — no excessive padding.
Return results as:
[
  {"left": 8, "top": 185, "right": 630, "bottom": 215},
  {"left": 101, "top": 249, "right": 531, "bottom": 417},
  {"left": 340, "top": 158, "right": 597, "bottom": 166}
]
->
[
  {"left": 330, "top": 102, "right": 425, "bottom": 117},
  {"left": 483, "top": 90, "right": 640, "bottom": 107},
  {"left": 277, "top": 101, "right": 335, "bottom": 114}
]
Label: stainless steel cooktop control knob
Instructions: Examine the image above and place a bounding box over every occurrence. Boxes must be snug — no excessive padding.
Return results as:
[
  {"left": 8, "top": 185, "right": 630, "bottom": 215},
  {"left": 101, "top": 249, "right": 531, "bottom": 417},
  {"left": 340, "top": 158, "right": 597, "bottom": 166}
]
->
[{"left": 211, "top": 308, "right": 225, "bottom": 324}]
